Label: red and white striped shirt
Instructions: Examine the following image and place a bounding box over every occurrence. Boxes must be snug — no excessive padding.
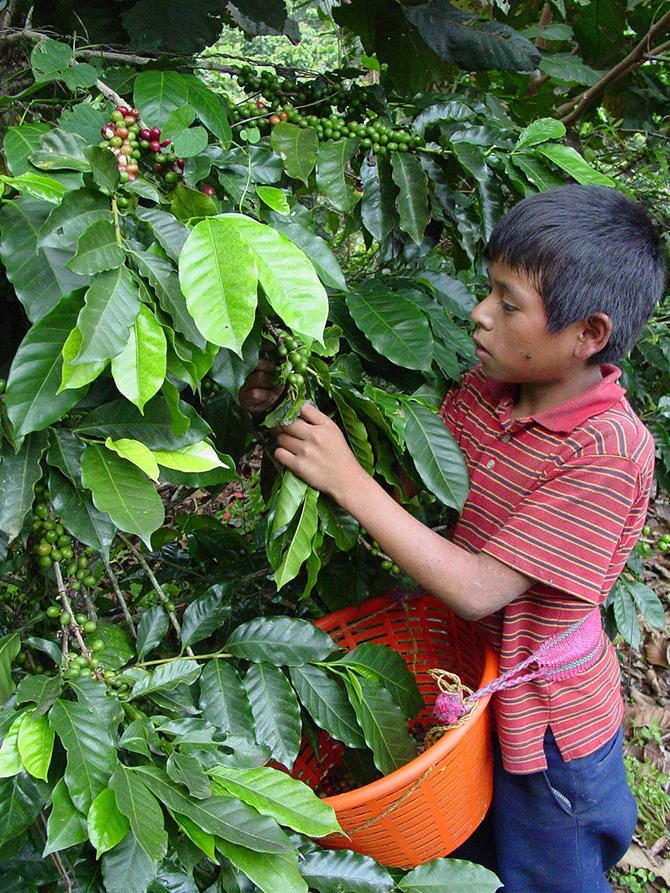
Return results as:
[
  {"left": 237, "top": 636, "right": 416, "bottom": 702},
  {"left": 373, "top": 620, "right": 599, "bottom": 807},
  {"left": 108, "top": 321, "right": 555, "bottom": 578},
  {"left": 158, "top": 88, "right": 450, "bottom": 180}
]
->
[{"left": 440, "top": 364, "right": 654, "bottom": 773}]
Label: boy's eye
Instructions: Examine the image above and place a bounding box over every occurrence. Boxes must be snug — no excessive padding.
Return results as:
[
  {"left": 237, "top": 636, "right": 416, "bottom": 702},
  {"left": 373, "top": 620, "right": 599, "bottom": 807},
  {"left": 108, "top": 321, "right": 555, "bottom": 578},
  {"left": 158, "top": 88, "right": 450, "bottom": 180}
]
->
[{"left": 501, "top": 300, "right": 516, "bottom": 313}]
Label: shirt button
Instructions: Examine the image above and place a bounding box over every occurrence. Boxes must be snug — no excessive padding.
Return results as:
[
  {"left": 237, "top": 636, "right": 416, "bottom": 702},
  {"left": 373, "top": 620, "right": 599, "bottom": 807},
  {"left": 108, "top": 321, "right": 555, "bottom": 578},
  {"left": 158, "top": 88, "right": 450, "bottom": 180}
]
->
[
  {"left": 501, "top": 434, "right": 511, "bottom": 442},
  {"left": 486, "top": 459, "right": 495, "bottom": 469}
]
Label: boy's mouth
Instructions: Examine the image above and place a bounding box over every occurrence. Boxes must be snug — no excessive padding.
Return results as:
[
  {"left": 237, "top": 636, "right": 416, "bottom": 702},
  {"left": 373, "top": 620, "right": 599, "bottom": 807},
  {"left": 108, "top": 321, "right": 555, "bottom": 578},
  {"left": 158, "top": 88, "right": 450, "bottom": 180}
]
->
[{"left": 473, "top": 336, "right": 491, "bottom": 359}]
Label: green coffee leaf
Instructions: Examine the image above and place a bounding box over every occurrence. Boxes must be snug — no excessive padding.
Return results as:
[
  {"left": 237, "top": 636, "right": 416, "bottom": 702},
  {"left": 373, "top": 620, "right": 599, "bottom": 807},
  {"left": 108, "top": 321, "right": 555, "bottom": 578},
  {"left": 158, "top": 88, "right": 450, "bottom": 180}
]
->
[
  {"left": 391, "top": 152, "right": 430, "bottom": 245},
  {"left": 105, "top": 437, "right": 160, "bottom": 481},
  {"left": 243, "top": 662, "right": 301, "bottom": 770},
  {"left": 216, "top": 839, "right": 307, "bottom": 893},
  {"left": 198, "top": 660, "right": 255, "bottom": 736},
  {"left": 66, "top": 219, "right": 124, "bottom": 276},
  {"left": 73, "top": 266, "right": 141, "bottom": 365},
  {"left": 270, "top": 123, "right": 318, "bottom": 185},
  {"left": 88, "top": 787, "right": 130, "bottom": 858},
  {"left": 44, "top": 777, "right": 87, "bottom": 856},
  {"left": 110, "top": 764, "right": 168, "bottom": 861},
  {"left": 289, "top": 664, "right": 365, "bottom": 749},
  {"left": 111, "top": 304, "right": 167, "bottom": 412},
  {"left": 0, "top": 634, "right": 22, "bottom": 703},
  {"left": 17, "top": 711, "right": 55, "bottom": 780},
  {"left": 226, "top": 614, "right": 336, "bottom": 666},
  {"left": 81, "top": 443, "right": 165, "bottom": 548},
  {"left": 136, "top": 606, "right": 169, "bottom": 659},
  {"left": 181, "top": 585, "right": 232, "bottom": 647}
]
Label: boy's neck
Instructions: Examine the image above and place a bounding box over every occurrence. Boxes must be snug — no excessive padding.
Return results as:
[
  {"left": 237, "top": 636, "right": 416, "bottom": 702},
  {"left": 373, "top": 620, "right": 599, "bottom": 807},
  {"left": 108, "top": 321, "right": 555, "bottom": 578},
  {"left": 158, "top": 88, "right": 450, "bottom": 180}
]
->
[{"left": 510, "top": 364, "right": 604, "bottom": 421}]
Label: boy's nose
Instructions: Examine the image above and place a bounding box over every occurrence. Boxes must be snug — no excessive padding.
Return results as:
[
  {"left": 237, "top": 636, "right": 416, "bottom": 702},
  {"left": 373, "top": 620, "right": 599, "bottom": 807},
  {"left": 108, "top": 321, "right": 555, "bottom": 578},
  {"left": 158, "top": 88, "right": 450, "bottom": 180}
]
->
[{"left": 471, "top": 294, "right": 493, "bottom": 328}]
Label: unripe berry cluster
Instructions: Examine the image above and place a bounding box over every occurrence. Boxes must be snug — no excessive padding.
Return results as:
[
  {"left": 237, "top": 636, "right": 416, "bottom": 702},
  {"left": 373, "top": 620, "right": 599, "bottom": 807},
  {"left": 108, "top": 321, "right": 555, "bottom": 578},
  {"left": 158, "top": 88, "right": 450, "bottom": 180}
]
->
[
  {"left": 232, "top": 68, "right": 424, "bottom": 158},
  {"left": 275, "top": 333, "right": 311, "bottom": 393}
]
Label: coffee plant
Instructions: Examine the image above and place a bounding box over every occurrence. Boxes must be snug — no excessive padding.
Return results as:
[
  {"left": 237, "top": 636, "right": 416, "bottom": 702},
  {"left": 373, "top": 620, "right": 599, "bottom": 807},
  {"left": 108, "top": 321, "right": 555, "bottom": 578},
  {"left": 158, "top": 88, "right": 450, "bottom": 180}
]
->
[{"left": 0, "top": 0, "right": 668, "bottom": 889}]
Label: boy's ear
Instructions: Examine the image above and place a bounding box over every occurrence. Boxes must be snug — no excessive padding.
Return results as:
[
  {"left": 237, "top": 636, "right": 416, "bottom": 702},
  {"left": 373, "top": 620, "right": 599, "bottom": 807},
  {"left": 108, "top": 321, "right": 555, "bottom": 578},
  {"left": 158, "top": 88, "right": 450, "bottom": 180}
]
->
[{"left": 575, "top": 312, "right": 612, "bottom": 360}]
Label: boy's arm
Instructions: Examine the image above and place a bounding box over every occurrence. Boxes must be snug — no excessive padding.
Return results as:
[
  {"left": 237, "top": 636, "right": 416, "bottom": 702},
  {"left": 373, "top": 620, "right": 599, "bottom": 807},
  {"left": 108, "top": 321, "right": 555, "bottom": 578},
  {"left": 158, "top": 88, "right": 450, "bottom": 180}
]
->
[{"left": 275, "top": 403, "right": 532, "bottom": 621}]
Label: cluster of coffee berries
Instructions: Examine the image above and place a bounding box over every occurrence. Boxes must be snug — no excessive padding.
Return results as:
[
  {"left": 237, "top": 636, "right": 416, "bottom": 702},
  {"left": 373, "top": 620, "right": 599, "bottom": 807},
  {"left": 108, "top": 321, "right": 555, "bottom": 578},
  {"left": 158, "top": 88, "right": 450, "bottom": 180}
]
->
[
  {"left": 98, "top": 103, "right": 185, "bottom": 192},
  {"left": 360, "top": 526, "right": 400, "bottom": 574},
  {"left": 640, "top": 524, "right": 670, "bottom": 555},
  {"left": 275, "top": 333, "right": 312, "bottom": 392},
  {"left": 232, "top": 68, "right": 423, "bottom": 158}
]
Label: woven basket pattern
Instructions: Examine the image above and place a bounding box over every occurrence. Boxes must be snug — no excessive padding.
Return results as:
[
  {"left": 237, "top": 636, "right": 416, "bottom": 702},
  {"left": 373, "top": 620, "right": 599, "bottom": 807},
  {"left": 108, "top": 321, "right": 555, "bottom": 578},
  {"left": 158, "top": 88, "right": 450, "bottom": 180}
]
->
[{"left": 292, "top": 593, "right": 498, "bottom": 868}]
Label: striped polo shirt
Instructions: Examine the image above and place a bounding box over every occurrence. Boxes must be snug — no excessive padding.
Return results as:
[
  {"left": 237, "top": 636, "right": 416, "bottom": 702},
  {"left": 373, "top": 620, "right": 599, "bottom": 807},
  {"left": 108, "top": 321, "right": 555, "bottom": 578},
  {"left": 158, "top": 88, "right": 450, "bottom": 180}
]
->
[{"left": 440, "top": 364, "right": 654, "bottom": 773}]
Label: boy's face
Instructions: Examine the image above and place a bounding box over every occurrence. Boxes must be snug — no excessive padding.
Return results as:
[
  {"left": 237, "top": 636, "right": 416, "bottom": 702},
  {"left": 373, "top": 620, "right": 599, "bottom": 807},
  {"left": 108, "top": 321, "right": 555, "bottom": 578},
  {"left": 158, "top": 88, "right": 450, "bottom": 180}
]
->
[{"left": 471, "top": 260, "right": 587, "bottom": 384}]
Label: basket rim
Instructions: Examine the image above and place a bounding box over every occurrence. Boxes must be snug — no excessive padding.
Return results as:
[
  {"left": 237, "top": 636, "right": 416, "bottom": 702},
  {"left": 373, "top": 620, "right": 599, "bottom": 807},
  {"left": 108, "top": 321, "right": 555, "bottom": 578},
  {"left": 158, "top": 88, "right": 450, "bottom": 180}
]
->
[{"left": 312, "top": 593, "right": 499, "bottom": 814}]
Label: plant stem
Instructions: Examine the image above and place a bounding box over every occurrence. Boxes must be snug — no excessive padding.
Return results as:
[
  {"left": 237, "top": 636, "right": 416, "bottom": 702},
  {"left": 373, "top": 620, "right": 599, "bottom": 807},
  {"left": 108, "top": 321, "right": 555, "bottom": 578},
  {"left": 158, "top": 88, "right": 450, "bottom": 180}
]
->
[
  {"left": 53, "top": 561, "right": 96, "bottom": 669},
  {"left": 101, "top": 554, "right": 137, "bottom": 639},
  {"left": 134, "top": 650, "right": 232, "bottom": 668},
  {"left": 118, "top": 533, "right": 195, "bottom": 657}
]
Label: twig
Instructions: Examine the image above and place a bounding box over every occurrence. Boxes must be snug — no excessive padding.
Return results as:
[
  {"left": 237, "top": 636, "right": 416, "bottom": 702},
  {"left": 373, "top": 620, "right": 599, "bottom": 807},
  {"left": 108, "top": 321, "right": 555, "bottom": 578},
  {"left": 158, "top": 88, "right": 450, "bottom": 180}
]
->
[
  {"left": 53, "top": 562, "right": 97, "bottom": 669},
  {"left": 39, "top": 812, "right": 73, "bottom": 892},
  {"left": 118, "top": 533, "right": 194, "bottom": 656},
  {"left": 0, "top": 0, "right": 19, "bottom": 32},
  {"left": 101, "top": 554, "right": 137, "bottom": 638},
  {"left": 557, "top": 11, "right": 670, "bottom": 125}
]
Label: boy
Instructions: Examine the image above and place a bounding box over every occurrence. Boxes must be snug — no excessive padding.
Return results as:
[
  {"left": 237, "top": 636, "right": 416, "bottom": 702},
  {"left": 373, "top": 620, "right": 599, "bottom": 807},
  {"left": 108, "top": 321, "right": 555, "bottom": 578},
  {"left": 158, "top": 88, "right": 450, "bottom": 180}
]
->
[{"left": 240, "top": 185, "right": 666, "bottom": 891}]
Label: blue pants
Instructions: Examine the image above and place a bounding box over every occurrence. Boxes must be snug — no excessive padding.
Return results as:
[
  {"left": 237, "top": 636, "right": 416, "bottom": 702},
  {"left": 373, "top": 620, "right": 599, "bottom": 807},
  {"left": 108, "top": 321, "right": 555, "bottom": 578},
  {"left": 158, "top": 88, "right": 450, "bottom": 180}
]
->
[{"left": 453, "top": 726, "right": 637, "bottom": 892}]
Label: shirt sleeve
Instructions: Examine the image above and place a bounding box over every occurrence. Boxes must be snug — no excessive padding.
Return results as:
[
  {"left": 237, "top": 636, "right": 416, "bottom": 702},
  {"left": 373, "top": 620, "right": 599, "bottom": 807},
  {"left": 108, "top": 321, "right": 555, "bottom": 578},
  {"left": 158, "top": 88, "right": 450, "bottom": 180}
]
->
[{"left": 481, "top": 454, "right": 644, "bottom": 604}]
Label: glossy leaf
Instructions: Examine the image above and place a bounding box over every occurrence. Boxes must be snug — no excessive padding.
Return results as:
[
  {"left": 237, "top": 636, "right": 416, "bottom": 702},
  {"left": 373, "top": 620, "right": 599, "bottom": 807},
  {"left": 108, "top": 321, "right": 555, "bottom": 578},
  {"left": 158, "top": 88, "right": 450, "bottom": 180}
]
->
[
  {"left": 43, "top": 777, "right": 87, "bottom": 856},
  {"left": 262, "top": 205, "right": 347, "bottom": 291},
  {"left": 172, "top": 127, "right": 209, "bottom": 158},
  {"left": 333, "top": 391, "right": 375, "bottom": 475},
  {"left": 0, "top": 773, "right": 44, "bottom": 847},
  {"left": 0, "top": 433, "right": 47, "bottom": 542},
  {"left": 5, "top": 292, "right": 87, "bottom": 438},
  {"left": 360, "top": 156, "right": 396, "bottom": 244},
  {"left": 170, "top": 810, "right": 217, "bottom": 860},
  {"left": 270, "top": 123, "right": 318, "bottom": 185},
  {"left": 60, "top": 326, "right": 107, "bottom": 391},
  {"left": 49, "top": 699, "right": 117, "bottom": 813},
  {"left": 403, "top": 399, "right": 469, "bottom": 510},
  {"left": 316, "top": 138, "right": 360, "bottom": 213},
  {"left": 270, "top": 471, "right": 309, "bottom": 537},
  {"left": 110, "top": 302, "right": 167, "bottom": 413},
  {"left": 136, "top": 606, "right": 169, "bottom": 659},
  {"left": 152, "top": 441, "right": 229, "bottom": 473},
  {"left": 66, "top": 219, "right": 124, "bottom": 276},
  {"left": 3, "top": 124, "right": 50, "bottom": 175},
  {"left": 243, "top": 662, "right": 301, "bottom": 770},
  {"left": 274, "top": 487, "right": 320, "bottom": 589},
  {"left": 0, "top": 714, "right": 24, "bottom": 777},
  {"left": 402, "top": 2, "right": 540, "bottom": 72},
  {"left": 534, "top": 143, "right": 616, "bottom": 186},
  {"left": 0, "top": 197, "right": 89, "bottom": 321},
  {"left": 48, "top": 468, "right": 116, "bottom": 559},
  {"left": 101, "top": 831, "right": 157, "bottom": 893},
  {"left": 345, "top": 285, "right": 433, "bottom": 371},
  {"left": 135, "top": 763, "right": 292, "bottom": 853},
  {"left": 183, "top": 73, "right": 232, "bottom": 143},
  {"left": 209, "top": 766, "right": 340, "bottom": 838},
  {"left": 81, "top": 443, "right": 165, "bottom": 548},
  {"left": 38, "top": 187, "right": 112, "bottom": 249},
  {"left": 198, "top": 659, "right": 255, "bottom": 736},
  {"left": 29, "top": 129, "right": 90, "bottom": 171},
  {"left": 132, "top": 247, "right": 206, "bottom": 348},
  {"left": 110, "top": 764, "right": 168, "bottom": 861},
  {"left": 345, "top": 675, "right": 417, "bottom": 776},
  {"left": 15, "top": 673, "right": 62, "bottom": 718},
  {"left": 133, "top": 70, "right": 190, "bottom": 128},
  {"left": 256, "top": 184, "right": 290, "bottom": 214},
  {"left": 86, "top": 145, "right": 121, "bottom": 194},
  {"left": 216, "top": 839, "right": 307, "bottom": 893},
  {"left": 0, "top": 172, "right": 67, "bottom": 204},
  {"left": 289, "top": 664, "right": 365, "bottom": 748},
  {"left": 514, "top": 118, "right": 566, "bottom": 151},
  {"left": 298, "top": 846, "right": 395, "bottom": 893},
  {"left": 105, "top": 438, "right": 160, "bottom": 481},
  {"left": 87, "top": 787, "right": 130, "bottom": 858},
  {"left": 181, "top": 585, "right": 231, "bottom": 646},
  {"left": 178, "top": 216, "right": 258, "bottom": 353},
  {"left": 133, "top": 206, "right": 189, "bottom": 263},
  {"left": 398, "top": 856, "right": 501, "bottom": 891},
  {"left": 391, "top": 153, "right": 430, "bottom": 245},
  {"left": 129, "top": 659, "right": 201, "bottom": 700},
  {"left": 73, "top": 266, "right": 141, "bottom": 365},
  {"left": 338, "top": 642, "right": 423, "bottom": 717},
  {"left": 166, "top": 752, "right": 211, "bottom": 799},
  {"left": 226, "top": 613, "right": 336, "bottom": 666},
  {"left": 17, "top": 711, "right": 55, "bottom": 780}
]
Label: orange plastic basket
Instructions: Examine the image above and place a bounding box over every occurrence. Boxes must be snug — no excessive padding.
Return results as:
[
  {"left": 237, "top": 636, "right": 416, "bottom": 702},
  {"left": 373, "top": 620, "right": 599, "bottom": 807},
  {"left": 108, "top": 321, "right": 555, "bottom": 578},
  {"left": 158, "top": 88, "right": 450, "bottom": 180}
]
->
[{"left": 292, "top": 593, "right": 498, "bottom": 868}]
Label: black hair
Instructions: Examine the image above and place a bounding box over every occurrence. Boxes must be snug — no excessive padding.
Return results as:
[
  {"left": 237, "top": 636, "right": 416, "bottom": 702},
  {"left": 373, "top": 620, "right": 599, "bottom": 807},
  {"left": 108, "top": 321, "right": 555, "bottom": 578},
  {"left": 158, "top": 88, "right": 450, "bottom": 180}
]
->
[{"left": 484, "top": 184, "right": 666, "bottom": 363}]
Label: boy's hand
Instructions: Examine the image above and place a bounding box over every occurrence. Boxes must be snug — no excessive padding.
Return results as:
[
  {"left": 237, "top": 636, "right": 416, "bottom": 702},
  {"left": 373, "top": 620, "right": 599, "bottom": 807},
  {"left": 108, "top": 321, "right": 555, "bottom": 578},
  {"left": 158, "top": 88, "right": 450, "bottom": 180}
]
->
[
  {"left": 238, "top": 358, "right": 284, "bottom": 415},
  {"left": 274, "top": 402, "right": 366, "bottom": 499}
]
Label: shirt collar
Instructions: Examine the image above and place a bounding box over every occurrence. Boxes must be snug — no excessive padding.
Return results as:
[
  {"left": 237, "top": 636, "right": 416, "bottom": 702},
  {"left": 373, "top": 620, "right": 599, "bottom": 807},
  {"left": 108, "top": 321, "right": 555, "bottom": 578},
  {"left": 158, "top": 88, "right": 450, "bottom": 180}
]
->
[{"left": 482, "top": 364, "right": 626, "bottom": 434}]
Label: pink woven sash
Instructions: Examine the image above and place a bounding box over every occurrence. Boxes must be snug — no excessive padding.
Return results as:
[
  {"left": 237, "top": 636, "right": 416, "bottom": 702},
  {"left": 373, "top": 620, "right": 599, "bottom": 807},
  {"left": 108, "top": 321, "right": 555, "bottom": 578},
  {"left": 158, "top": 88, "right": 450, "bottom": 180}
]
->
[{"left": 434, "top": 609, "right": 603, "bottom": 724}]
